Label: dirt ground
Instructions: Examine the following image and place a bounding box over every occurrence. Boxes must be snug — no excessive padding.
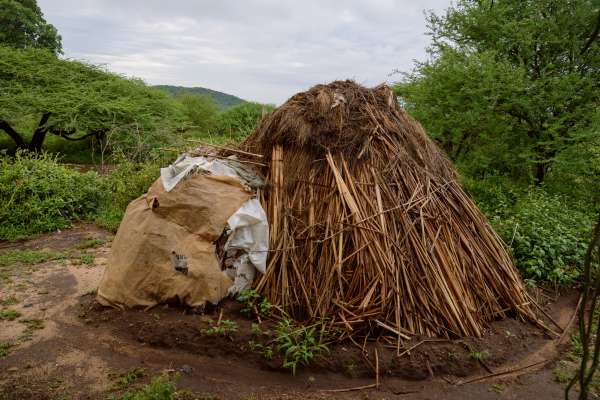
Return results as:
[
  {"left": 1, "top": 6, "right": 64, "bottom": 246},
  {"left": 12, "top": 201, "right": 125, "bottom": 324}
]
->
[{"left": 0, "top": 224, "right": 581, "bottom": 399}]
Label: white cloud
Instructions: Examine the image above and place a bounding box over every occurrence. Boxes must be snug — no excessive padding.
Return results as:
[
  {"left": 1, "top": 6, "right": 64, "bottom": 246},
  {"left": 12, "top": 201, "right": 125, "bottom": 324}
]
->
[{"left": 39, "top": 0, "right": 449, "bottom": 104}]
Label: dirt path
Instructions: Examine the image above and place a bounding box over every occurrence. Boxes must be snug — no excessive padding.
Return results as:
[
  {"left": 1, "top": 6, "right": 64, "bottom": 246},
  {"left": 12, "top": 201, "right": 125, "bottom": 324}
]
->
[{"left": 0, "top": 224, "right": 579, "bottom": 399}]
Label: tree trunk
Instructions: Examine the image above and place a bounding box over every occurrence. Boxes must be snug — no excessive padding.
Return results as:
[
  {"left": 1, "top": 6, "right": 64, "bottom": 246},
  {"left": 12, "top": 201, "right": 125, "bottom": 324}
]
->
[
  {"left": 0, "top": 120, "right": 27, "bottom": 148},
  {"left": 535, "top": 162, "right": 546, "bottom": 185},
  {"left": 28, "top": 113, "right": 51, "bottom": 151}
]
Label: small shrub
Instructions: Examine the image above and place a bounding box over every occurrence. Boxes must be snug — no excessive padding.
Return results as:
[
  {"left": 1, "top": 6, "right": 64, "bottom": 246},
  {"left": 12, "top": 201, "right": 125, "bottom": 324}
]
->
[
  {"left": 0, "top": 151, "right": 103, "bottom": 240},
  {"left": 469, "top": 350, "right": 490, "bottom": 361},
  {"left": 492, "top": 190, "right": 592, "bottom": 284},
  {"left": 74, "top": 253, "right": 95, "bottom": 265},
  {"left": 237, "top": 289, "right": 272, "bottom": 318},
  {"left": 76, "top": 237, "right": 105, "bottom": 249},
  {"left": 95, "top": 160, "right": 160, "bottom": 231},
  {"left": 113, "top": 368, "right": 146, "bottom": 390},
  {"left": 204, "top": 319, "right": 238, "bottom": 336},
  {"left": 0, "top": 297, "right": 18, "bottom": 306},
  {"left": 212, "top": 102, "right": 274, "bottom": 141},
  {"left": 0, "top": 310, "right": 21, "bottom": 321},
  {"left": 274, "top": 319, "right": 330, "bottom": 375},
  {"left": 0, "top": 341, "right": 13, "bottom": 357},
  {"left": 119, "top": 375, "right": 176, "bottom": 400}
]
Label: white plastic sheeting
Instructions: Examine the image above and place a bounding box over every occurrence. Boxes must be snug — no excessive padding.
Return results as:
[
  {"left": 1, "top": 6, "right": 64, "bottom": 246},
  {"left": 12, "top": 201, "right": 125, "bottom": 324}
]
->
[
  {"left": 161, "top": 154, "right": 241, "bottom": 192},
  {"left": 160, "top": 154, "right": 269, "bottom": 296}
]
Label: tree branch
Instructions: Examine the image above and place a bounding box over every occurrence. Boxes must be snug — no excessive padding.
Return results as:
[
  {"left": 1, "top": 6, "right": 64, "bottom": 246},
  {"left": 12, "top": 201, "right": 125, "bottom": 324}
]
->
[
  {"left": 50, "top": 128, "right": 106, "bottom": 142},
  {"left": 0, "top": 119, "right": 26, "bottom": 148},
  {"left": 581, "top": 8, "right": 600, "bottom": 55},
  {"left": 28, "top": 113, "right": 52, "bottom": 151}
]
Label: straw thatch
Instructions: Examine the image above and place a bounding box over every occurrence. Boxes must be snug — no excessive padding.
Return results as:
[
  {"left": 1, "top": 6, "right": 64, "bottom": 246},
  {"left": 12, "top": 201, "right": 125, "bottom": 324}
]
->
[{"left": 242, "top": 80, "right": 536, "bottom": 339}]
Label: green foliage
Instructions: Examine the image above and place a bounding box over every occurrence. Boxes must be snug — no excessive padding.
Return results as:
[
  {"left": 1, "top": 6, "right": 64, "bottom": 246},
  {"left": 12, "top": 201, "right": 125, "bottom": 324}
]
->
[
  {"left": 204, "top": 319, "right": 238, "bottom": 336},
  {"left": 119, "top": 375, "right": 177, "bottom": 400},
  {"left": 236, "top": 289, "right": 272, "bottom": 318},
  {"left": 95, "top": 160, "right": 160, "bottom": 231},
  {"left": 0, "top": 151, "right": 102, "bottom": 240},
  {"left": 76, "top": 237, "right": 106, "bottom": 249},
  {"left": 0, "top": 341, "right": 13, "bottom": 357},
  {"left": 156, "top": 85, "right": 245, "bottom": 110},
  {"left": 274, "top": 319, "right": 330, "bottom": 375},
  {"left": 396, "top": 0, "right": 600, "bottom": 184},
  {"left": 0, "top": 296, "right": 18, "bottom": 306},
  {"left": 113, "top": 368, "right": 146, "bottom": 390},
  {"left": 178, "top": 94, "right": 219, "bottom": 133},
  {"left": 0, "top": 150, "right": 160, "bottom": 238},
  {"left": 0, "top": 46, "right": 185, "bottom": 156},
  {"left": 0, "top": 309, "right": 21, "bottom": 321},
  {"left": 213, "top": 102, "right": 274, "bottom": 140},
  {"left": 545, "top": 132, "right": 600, "bottom": 209},
  {"left": 491, "top": 191, "right": 593, "bottom": 284},
  {"left": 468, "top": 350, "right": 490, "bottom": 361},
  {"left": 0, "top": 248, "right": 64, "bottom": 266},
  {"left": 0, "top": 0, "right": 62, "bottom": 54}
]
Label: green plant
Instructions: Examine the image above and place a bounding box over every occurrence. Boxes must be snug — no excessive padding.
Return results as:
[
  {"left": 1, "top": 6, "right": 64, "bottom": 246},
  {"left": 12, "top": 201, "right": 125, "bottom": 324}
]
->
[
  {"left": 0, "top": 248, "right": 65, "bottom": 267},
  {"left": 0, "top": 296, "right": 18, "bottom": 306},
  {"left": 204, "top": 319, "right": 238, "bottom": 336},
  {"left": 261, "top": 345, "right": 273, "bottom": 361},
  {"left": 343, "top": 361, "right": 357, "bottom": 378},
  {"left": 20, "top": 318, "right": 44, "bottom": 330},
  {"left": 75, "top": 253, "right": 95, "bottom": 265},
  {"left": 0, "top": 341, "right": 13, "bottom": 357},
  {"left": 119, "top": 375, "right": 176, "bottom": 400},
  {"left": 274, "top": 319, "right": 330, "bottom": 375},
  {"left": 113, "top": 368, "right": 146, "bottom": 390},
  {"left": 237, "top": 289, "right": 272, "bottom": 318},
  {"left": 95, "top": 159, "right": 160, "bottom": 232},
  {"left": 0, "top": 309, "right": 21, "bottom": 320},
  {"left": 0, "top": 151, "right": 103, "bottom": 240},
  {"left": 469, "top": 350, "right": 490, "bottom": 361},
  {"left": 493, "top": 190, "right": 592, "bottom": 284},
  {"left": 491, "top": 383, "right": 506, "bottom": 393},
  {"left": 212, "top": 102, "right": 273, "bottom": 141},
  {"left": 76, "top": 237, "right": 105, "bottom": 249}
]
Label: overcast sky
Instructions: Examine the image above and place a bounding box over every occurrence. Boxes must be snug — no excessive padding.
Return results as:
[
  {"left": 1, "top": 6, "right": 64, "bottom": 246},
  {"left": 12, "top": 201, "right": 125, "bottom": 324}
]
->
[{"left": 38, "top": 0, "right": 450, "bottom": 104}]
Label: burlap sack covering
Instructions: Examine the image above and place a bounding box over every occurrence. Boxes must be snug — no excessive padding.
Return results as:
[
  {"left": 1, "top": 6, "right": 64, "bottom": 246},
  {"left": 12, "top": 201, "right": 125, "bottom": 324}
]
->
[{"left": 97, "top": 172, "right": 252, "bottom": 308}]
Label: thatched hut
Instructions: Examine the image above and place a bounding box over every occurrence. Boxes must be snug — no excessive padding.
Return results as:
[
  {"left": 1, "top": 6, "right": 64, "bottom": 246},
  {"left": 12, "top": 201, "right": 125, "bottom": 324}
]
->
[{"left": 242, "top": 80, "right": 535, "bottom": 339}]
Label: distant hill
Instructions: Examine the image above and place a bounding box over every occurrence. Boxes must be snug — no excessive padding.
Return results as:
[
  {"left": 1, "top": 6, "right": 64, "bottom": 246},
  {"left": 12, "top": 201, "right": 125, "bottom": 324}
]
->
[{"left": 154, "top": 85, "right": 245, "bottom": 109}]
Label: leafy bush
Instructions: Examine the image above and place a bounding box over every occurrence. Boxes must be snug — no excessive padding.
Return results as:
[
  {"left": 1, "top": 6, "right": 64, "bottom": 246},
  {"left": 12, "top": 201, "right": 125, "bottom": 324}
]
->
[
  {"left": 545, "top": 134, "right": 600, "bottom": 210},
  {"left": 204, "top": 319, "right": 238, "bottom": 336},
  {"left": 119, "top": 375, "right": 176, "bottom": 400},
  {"left": 0, "top": 151, "right": 102, "bottom": 240},
  {"left": 460, "top": 173, "right": 526, "bottom": 218},
  {"left": 274, "top": 319, "right": 329, "bottom": 375},
  {"left": 95, "top": 160, "right": 160, "bottom": 231},
  {"left": 178, "top": 93, "right": 219, "bottom": 133},
  {"left": 491, "top": 190, "right": 593, "bottom": 284},
  {"left": 212, "top": 102, "right": 274, "bottom": 140},
  {"left": 236, "top": 289, "right": 272, "bottom": 318}
]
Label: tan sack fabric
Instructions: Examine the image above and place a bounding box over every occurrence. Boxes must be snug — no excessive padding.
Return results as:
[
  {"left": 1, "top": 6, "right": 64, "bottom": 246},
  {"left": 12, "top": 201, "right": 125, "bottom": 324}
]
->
[{"left": 97, "top": 172, "right": 252, "bottom": 308}]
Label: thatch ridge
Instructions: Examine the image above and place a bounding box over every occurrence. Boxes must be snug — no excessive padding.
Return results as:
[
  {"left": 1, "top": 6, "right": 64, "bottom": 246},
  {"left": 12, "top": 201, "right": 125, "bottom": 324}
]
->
[{"left": 242, "top": 80, "right": 536, "bottom": 339}]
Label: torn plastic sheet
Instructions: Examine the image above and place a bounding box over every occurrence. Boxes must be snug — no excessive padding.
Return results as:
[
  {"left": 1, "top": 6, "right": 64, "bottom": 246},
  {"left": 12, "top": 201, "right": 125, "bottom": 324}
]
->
[
  {"left": 160, "top": 154, "right": 240, "bottom": 192},
  {"left": 160, "top": 154, "right": 269, "bottom": 297}
]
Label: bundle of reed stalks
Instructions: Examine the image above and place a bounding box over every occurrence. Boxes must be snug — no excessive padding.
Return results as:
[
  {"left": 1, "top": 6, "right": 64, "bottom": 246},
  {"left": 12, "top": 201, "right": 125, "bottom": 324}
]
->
[{"left": 241, "top": 80, "right": 537, "bottom": 339}]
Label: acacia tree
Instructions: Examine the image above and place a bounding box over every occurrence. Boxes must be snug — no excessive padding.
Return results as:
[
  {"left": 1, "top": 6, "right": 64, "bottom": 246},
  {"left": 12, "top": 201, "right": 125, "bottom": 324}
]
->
[
  {"left": 396, "top": 0, "right": 600, "bottom": 183},
  {"left": 0, "top": 0, "right": 62, "bottom": 55},
  {"left": 0, "top": 46, "right": 184, "bottom": 154},
  {"left": 178, "top": 93, "right": 219, "bottom": 133}
]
